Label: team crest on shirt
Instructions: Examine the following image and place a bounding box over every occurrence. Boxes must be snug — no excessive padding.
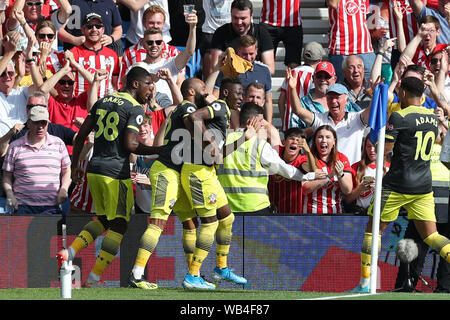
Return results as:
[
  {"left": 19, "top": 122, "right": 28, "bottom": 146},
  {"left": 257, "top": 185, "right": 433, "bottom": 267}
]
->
[
  {"left": 345, "top": 0, "right": 366, "bottom": 16},
  {"left": 208, "top": 193, "right": 217, "bottom": 204},
  {"left": 169, "top": 199, "right": 176, "bottom": 209}
]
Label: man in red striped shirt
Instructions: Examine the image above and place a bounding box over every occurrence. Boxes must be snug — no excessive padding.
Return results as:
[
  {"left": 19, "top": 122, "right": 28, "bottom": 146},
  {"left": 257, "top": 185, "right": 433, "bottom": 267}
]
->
[
  {"left": 119, "top": 5, "right": 184, "bottom": 89},
  {"left": 278, "top": 41, "right": 325, "bottom": 131},
  {"left": 70, "top": 13, "right": 120, "bottom": 98},
  {"left": 260, "top": 0, "right": 303, "bottom": 69},
  {"left": 402, "top": 15, "right": 448, "bottom": 70},
  {"left": 326, "top": 0, "right": 376, "bottom": 83}
]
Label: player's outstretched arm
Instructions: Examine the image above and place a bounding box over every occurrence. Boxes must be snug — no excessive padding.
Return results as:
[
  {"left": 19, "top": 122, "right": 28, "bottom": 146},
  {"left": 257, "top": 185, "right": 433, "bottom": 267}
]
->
[{"left": 125, "top": 131, "right": 162, "bottom": 155}]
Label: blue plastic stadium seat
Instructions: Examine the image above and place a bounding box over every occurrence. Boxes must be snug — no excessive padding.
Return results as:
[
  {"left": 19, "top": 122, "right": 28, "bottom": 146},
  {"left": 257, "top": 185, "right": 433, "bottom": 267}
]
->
[{"left": 175, "top": 46, "right": 201, "bottom": 78}]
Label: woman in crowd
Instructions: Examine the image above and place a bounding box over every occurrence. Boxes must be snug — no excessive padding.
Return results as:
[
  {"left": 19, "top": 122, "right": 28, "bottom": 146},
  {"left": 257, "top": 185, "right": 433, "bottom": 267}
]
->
[
  {"left": 345, "top": 134, "right": 389, "bottom": 214},
  {"left": 34, "top": 20, "right": 64, "bottom": 75},
  {"left": 300, "top": 125, "right": 353, "bottom": 214}
]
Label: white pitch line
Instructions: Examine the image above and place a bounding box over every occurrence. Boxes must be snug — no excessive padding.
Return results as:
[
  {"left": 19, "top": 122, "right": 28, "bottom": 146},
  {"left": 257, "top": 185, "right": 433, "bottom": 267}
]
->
[{"left": 298, "top": 293, "right": 378, "bottom": 300}]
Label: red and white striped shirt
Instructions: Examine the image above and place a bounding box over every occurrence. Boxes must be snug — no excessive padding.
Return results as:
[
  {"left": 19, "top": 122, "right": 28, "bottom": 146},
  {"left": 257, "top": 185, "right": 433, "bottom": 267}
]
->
[
  {"left": 413, "top": 43, "right": 448, "bottom": 70},
  {"left": 280, "top": 65, "right": 314, "bottom": 131},
  {"left": 36, "top": 49, "right": 64, "bottom": 75},
  {"left": 70, "top": 158, "right": 94, "bottom": 213},
  {"left": 328, "top": 0, "right": 373, "bottom": 55},
  {"left": 260, "top": 0, "right": 302, "bottom": 27},
  {"left": 70, "top": 45, "right": 120, "bottom": 98},
  {"left": 301, "top": 152, "right": 353, "bottom": 214},
  {"left": 119, "top": 40, "right": 182, "bottom": 88},
  {"left": 269, "top": 152, "right": 306, "bottom": 214},
  {"left": 385, "top": 0, "right": 421, "bottom": 49}
]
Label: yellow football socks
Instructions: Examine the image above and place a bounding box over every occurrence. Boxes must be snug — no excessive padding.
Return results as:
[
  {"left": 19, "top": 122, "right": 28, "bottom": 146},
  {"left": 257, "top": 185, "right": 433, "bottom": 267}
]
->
[
  {"left": 189, "top": 220, "right": 218, "bottom": 276},
  {"left": 91, "top": 230, "right": 123, "bottom": 277},
  {"left": 423, "top": 232, "right": 450, "bottom": 263},
  {"left": 70, "top": 219, "right": 105, "bottom": 255},
  {"left": 135, "top": 224, "right": 163, "bottom": 268},
  {"left": 183, "top": 228, "right": 197, "bottom": 267},
  {"left": 215, "top": 213, "right": 234, "bottom": 269}
]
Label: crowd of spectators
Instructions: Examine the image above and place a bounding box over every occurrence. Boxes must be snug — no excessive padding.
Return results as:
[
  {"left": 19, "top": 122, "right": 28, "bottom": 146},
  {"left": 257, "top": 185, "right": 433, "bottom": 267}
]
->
[{"left": 0, "top": 0, "right": 448, "bottom": 220}]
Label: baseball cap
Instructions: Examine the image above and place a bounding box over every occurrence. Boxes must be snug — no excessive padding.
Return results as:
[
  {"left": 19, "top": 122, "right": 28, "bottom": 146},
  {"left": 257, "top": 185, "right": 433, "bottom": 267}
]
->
[
  {"left": 326, "top": 83, "right": 349, "bottom": 95},
  {"left": 29, "top": 106, "right": 49, "bottom": 122},
  {"left": 315, "top": 61, "right": 336, "bottom": 77},
  {"left": 82, "top": 13, "right": 103, "bottom": 26},
  {"left": 303, "top": 41, "right": 325, "bottom": 61}
]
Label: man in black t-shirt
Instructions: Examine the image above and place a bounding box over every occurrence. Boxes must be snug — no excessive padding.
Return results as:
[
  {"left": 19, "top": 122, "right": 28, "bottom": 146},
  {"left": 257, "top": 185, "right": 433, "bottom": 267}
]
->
[
  {"left": 351, "top": 77, "right": 450, "bottom": 293},
  {"left": 204, "top": 0, "right": 275, "bottom": 78},
  {"left": 57, "top": 65, "right": 161, "bottom": 288}
]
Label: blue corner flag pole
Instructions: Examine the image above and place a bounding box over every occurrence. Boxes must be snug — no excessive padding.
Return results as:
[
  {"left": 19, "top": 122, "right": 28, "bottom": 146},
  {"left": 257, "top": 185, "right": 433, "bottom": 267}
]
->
[{"left": 367, "top": 83, "right": 388, "bottom": 294}]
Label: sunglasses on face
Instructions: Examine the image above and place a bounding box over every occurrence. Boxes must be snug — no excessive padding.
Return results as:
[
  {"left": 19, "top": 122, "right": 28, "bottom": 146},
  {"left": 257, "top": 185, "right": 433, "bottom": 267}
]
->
[
  {"left": 37, "top": 33, "right": 55, "bottom": 40},
  {"left": 315, "top": 73, "right": 332, "bottom": 80},
  {"left": 430, "top": 58, "right": 441, "bottom": 64},
  {"left": 0, "top": 71, "right": 15, "bottom": 78},
  {"left": 146, "top": 40, "right": 163, "bottom": 46},
  {"left": 85, "top": 23, "right": 104, "bottom": 30},
  {"left": 58, "top": 79, "right": 75, "bottom": 86},
  {"left": 25, "top": 1, "right": 42, "bottom": 6},
  {"left": 26, "top": 104, "right": 46, "bottom": 109}
]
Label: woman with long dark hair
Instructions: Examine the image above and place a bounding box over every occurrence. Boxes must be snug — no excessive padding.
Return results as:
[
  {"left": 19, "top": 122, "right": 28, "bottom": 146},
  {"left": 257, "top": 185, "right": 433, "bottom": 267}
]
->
[{"left": 300, "top": 125, "right": 353, "bottom": 214}]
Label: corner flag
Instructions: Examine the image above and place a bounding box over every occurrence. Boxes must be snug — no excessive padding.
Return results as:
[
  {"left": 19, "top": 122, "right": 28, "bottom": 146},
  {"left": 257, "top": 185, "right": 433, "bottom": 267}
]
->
[
  {"left": 367, "top": 83, "right": 388, "bottom": 294},
  {"left": 367, "top": 83, "right": 388, "bottom": 144}
]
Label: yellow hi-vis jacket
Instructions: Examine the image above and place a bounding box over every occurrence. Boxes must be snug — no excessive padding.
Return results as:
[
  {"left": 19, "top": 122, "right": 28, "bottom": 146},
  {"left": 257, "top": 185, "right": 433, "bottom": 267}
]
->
[{"left": 216, "top": 130, "right": 270, "bottom": 213}]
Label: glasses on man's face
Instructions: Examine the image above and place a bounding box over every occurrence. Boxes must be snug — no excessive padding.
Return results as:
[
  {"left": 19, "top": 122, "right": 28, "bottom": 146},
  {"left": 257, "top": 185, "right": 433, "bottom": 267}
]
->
[
  {"left": 430, "top": 58, "right": 441, "bottom": 65},
  {"left": 146, "top": 40, "right": 163, "bottom": 46},
  {"left": 58, "top": 79, "right": 75, "bottom": 86},
  {"left": 25, "top": 1, "right": 42, "bottom": 6},
  {"left": 315, "top": 73, "right": 332, "bottom": 80},
  {"left": 37, "top": 33, "right": 55, "bottom": 40},
  {"left": 85, "top": 23, "right": 104, "bottom": 30},
  {"left": 0, "top": 71, "right": 15, "bottom": 78},
  {"left": 26, "top": 104, "right": 46, "bottom": 109}
]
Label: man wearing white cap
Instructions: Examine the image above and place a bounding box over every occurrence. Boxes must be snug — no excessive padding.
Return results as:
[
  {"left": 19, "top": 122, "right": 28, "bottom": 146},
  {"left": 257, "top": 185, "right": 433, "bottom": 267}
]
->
[
  {"left": 2, "top": 92, "right": 72, "bottom": 214},
  {"left": 287, "top": 72, "right": 373, "bottom": 166}
]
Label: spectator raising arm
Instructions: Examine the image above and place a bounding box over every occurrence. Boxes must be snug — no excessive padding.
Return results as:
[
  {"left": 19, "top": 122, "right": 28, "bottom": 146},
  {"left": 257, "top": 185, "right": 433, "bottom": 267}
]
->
[
  {"left": 38, "top": 57, "right": 72, "bottom": 95},
  {"left": 286, "top": 68, "right": 314, "bottom": 126},
  {"left": 435, "top": 49, "right": 449, "bottom": 106},
  {"left": 399, "top": 23, "right": 429, "bottom": 62},
  {"left": 392, "top": 1, "right": 406, "bottom": 52},
  {"left": 157, "top": 68, "right": 183, "bottom": 106},
  {"left": 64, "top": 50, "right": 94, "bottom": 84},
  {"left": 87, "top": 69, "right": 108, "bottom": 112},
  {"left": 0, "top": 33, "right": 20, "bottom": 75},
  {"left": 174, "top": 10, "right": 197, "bottom": 72},
  {"left": 424, "top": 69, "right": 450, "bottom": 115}
]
